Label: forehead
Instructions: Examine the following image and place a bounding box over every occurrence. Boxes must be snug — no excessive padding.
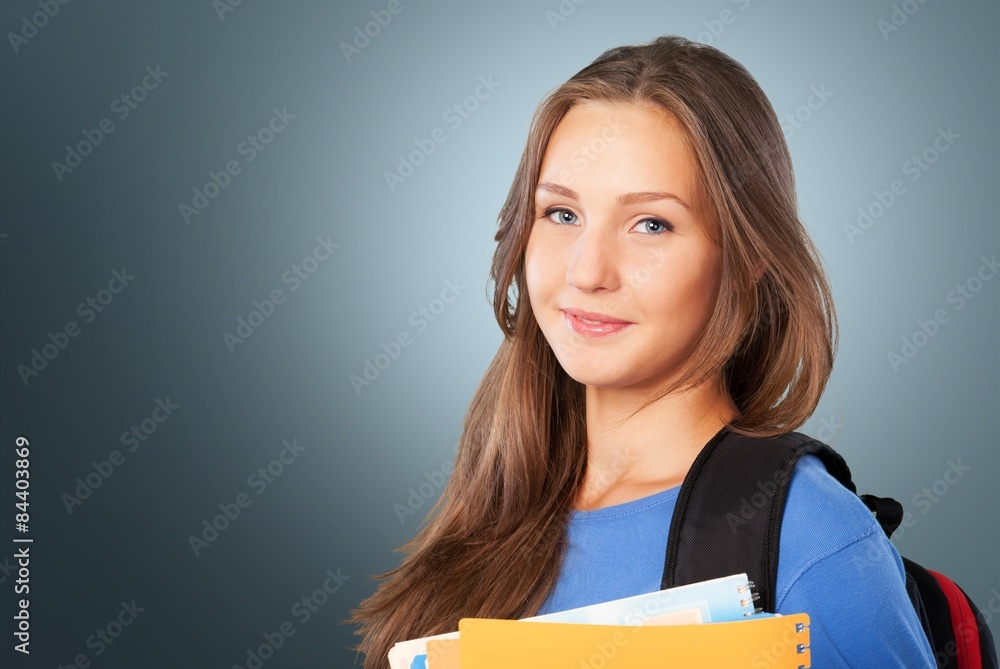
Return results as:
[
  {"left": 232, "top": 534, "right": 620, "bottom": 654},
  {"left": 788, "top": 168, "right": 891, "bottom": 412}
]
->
[{"left": 538, "top": 100, "right": 700, "bottom": 199}]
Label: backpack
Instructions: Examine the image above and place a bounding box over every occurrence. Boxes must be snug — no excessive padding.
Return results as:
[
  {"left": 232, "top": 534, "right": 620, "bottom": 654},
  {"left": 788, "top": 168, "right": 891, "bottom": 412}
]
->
[{"left": 659, "top": 428, "right": 997, "bottom": 669}]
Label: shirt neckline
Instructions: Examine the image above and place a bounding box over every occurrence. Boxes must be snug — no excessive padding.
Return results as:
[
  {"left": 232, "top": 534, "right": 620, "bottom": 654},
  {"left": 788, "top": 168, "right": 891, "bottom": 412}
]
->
[
  {"left": 569, "top": 483, "right": 681, "bottom": 522},
  {"left": 568, "top": 424, "right": 730, "bottom": 522}
]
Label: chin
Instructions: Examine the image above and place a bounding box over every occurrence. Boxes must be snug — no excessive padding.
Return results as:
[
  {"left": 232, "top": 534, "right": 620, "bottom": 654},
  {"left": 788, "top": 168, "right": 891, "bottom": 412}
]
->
[
  {"left": 565, "top": 371, "right": 637, "bottom": 390},
  {"left": 550, "top": 350, "right": 629, "bottom": 387}
]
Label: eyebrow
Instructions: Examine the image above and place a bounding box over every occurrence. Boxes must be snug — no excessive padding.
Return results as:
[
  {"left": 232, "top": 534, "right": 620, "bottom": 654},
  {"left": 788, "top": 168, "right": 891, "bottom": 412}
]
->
[{"left": 535, "top": 182, "right": 691, "bottom": 211}]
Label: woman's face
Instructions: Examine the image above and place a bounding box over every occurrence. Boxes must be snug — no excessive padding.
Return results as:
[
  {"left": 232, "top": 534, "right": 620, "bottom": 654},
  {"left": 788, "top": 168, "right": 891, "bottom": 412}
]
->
[{"left": 525, "top": 100, "right": 723, "bottom": 391}]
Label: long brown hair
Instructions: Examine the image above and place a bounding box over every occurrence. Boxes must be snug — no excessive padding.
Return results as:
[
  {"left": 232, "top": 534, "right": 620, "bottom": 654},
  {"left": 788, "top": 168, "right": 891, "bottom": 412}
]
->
[{"left": 346, "top": 34, "right": 837, "bottom": 668}]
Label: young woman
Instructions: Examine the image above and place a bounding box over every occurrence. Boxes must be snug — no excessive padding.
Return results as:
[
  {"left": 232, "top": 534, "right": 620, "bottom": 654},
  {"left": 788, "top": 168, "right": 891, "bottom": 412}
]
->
[{"left": 348, "top": 35, "right": 936, "bottom": 668}]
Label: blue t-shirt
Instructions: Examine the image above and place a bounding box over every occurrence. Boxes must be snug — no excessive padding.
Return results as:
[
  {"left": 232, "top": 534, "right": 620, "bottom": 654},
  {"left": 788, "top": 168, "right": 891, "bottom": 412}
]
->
[{"left": 536, "top": 454, "right": 936, "bottom": 668}]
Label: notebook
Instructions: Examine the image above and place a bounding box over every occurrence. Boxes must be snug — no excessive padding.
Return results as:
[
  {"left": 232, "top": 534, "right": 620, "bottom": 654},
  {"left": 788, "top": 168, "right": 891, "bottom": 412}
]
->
[
  {"left": 389, "top": 573, "right": 761, "bottom": 669},
  {"left": 455, "top": 613, "right": 811, "bottom": 668}
]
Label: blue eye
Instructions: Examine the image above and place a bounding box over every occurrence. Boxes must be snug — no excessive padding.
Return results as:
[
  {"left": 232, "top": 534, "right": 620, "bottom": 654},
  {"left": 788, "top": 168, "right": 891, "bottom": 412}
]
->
[
  {"left": 539, "top": 208, "right": 674, "bottom": 235},
  {"left": 634, "top": 217, "right": 674, "bottom": 234},
  {"left": 542, "top": 207, "right": 578, "bottom": 225}
]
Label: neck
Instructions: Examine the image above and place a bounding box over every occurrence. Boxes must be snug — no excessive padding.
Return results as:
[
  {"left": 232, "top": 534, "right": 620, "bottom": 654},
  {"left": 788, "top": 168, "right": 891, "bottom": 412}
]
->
[{"left": 577, "top": 374, "right": 738, "bottom": 509}]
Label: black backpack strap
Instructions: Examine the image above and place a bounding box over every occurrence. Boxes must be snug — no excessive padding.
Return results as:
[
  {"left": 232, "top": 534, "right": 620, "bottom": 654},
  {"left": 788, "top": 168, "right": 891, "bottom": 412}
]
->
[
  {"left": 905, "top": 570, "right": 937, "bottom": 651},
  {"left": 660, "top": 426, "right": 856, "bottom": 613}
]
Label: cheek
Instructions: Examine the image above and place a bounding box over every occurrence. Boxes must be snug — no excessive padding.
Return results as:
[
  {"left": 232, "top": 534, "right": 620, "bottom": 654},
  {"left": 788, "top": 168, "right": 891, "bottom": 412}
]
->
[
  {"left": 524, "top": 237, "right": 540, "bottom": 297},
  {"left": 524, "top": 230, "right": 557, "bottom": 298},
  {"left": 641, "top": 255, "right": 720, "bottom": 321},
  {"left": 680, "top": 259, "right": 723, "bottom": 323}
]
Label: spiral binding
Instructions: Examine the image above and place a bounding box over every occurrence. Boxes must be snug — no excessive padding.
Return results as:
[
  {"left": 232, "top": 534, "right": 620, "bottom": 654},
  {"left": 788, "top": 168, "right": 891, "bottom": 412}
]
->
[
  {"left": 794, "top": 620, "right": 810, "bottom": 667},
  {"left": 737, "top": 581, "right": 810, "bottom": 667},
  {"left": 738, "top": 580, "right": 764, "bottom": 616}
]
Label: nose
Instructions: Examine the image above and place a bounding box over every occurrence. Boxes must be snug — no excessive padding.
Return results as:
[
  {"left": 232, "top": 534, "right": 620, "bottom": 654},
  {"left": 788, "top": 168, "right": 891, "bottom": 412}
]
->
[{"left": 565, "top": 222, "right": 619, "bottom": 292}]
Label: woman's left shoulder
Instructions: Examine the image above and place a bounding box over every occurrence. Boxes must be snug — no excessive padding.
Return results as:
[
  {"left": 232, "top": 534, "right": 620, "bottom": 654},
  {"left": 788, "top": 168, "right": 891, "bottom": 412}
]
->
[
  {"left": 776, "top": 455, "right": 937, "bottom": 668},
  {"left": 779, "top": 452, "right": 888, "bottom": 562},
  {"left": 785, "top": 452, "right": 880, "bottom": 529}
]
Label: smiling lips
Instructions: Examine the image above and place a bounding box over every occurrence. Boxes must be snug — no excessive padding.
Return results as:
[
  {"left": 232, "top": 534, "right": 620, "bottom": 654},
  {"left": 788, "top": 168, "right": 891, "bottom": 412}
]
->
[{"left": 561, "top": 308, "right": 634, "bottom": 337}]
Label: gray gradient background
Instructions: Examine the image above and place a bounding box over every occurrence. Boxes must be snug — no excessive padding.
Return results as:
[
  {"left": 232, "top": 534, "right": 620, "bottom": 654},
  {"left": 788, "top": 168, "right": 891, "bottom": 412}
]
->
[{"left": 1, "top": 0, "right": 998, "bottom": 667}]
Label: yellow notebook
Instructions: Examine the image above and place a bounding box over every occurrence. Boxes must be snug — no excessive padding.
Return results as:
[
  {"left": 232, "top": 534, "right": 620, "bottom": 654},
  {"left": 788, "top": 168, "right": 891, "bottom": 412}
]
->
[{"left": 451, "top": 613, "right": 810, "bottom": 668}]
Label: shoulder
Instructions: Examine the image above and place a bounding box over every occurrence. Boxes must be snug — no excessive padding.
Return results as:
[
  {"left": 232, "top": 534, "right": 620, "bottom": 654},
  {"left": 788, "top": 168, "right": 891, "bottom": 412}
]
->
[
  {"left": 784, "top": 452, "right": 879, "bottom": 535},
  {"left": 776, "top": 453, "right": 890, "bottom": 597},
  {"left": 774, "top": 455, "right": 937, "bottom": 667}
]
